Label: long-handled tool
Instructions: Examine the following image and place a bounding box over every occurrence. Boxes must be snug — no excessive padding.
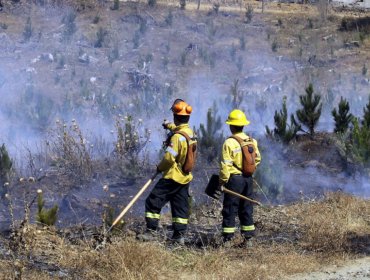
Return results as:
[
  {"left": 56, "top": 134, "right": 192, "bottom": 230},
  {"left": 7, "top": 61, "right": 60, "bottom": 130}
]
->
[
  {"left": 205, "top": 174, "right": 268, "bottom": 208},
  {"left": 107, "top": 172, "right": 159, "bottom": 233},
  {"left": 221, "top": 186, "right": 262, "bottom": 206}
]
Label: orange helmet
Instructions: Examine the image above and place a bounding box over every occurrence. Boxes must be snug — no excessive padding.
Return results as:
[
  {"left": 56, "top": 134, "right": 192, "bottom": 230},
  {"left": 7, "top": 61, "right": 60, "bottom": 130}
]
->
[{"left": 171, "top": 99, "right": 192, "bottom": 116}]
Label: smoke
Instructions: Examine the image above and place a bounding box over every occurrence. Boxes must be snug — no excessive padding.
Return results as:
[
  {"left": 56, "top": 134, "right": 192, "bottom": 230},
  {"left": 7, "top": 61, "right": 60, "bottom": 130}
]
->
[{"left": 0, "top": 1, "right": 369, "bottom": 203}]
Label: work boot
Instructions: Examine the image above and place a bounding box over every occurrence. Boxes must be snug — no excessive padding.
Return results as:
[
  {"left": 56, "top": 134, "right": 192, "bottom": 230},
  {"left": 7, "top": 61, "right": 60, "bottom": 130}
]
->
[
  {"left": 239, "top": 237, "right": 253, "bottom": 248},
  {"left": 136, "top": 229, "right": 160, "bottom": 242},
  {"left": 171, "top": 232, "right": 185, "bottom": 246},
  {"left": 220, "top": 235, "right": 234, "bottom": 248}
]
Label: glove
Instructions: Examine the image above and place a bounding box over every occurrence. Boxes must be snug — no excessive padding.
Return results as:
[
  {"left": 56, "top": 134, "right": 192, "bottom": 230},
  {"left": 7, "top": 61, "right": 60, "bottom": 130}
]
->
[
  {"left": 162, "top": 119, "right": 170, "bottom": 130},
  {"left": 214, "top": 182, "right": 224, "bottom": 200},
  {"left": 156, "top": 165, "right": 162, "bottom": 173}
]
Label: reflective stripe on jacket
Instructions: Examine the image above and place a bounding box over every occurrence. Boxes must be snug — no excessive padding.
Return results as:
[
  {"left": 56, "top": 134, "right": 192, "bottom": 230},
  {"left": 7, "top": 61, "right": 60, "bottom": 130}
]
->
[
  {"left": 219, "top": 132, "right": 261, "bottom": 185},
  {"left": 157, "top": 123, "right": 194, "bottom": 184}
]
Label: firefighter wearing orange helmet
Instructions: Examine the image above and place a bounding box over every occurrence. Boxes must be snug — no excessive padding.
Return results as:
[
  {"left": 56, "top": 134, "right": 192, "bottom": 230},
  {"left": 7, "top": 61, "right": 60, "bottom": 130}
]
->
[{"left": 137, "top": 99, "right": 197, "bottom": 245}]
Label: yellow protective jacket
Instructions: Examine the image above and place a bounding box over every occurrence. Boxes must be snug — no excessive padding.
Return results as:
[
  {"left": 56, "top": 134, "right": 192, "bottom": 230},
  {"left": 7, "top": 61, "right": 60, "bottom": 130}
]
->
[
  {"left": 157, "top": 123, "right": 195, "bottom": 184},
  {"left": 219, "top": 132, "right": 261, "bottom": 185}
]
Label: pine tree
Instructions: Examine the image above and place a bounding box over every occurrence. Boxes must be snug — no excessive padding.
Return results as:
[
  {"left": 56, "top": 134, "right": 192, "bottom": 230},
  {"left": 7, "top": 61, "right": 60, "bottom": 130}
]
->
[
  {"left": 197, "top": 107, "right": 224, "bottom": 163},
  {"left": 296, "top": 83, "right": 322, "bottom": 136},
  {"left": 266, "top": 96, "right": 300, "bottom": 143},
  {"left": 332, "top": 97, "right": 353, "bottom": 133},
  {"left": 350, "top": 118, "right": 370, "bottom": 164},
  {"left": 362, "top": 95, "right": 370, "bottom": 128}
]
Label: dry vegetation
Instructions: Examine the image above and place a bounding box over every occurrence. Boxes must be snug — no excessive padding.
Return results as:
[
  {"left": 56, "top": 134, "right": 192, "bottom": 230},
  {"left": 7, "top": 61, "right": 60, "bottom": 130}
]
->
[{"left": 0, "top": 192, "right": 368, "bottom": 279}]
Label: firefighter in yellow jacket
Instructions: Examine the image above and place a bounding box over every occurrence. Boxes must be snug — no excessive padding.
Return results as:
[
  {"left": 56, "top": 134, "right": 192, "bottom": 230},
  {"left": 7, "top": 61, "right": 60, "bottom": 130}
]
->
[
  {"left": 219, "top": 109, "right": 261, "bottom": 245},
  {"left": 137, "top": 99, "right": 197, "bottom": 245}
]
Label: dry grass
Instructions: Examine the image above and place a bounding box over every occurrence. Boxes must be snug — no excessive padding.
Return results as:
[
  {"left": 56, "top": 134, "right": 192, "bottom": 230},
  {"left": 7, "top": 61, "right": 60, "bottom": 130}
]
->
[{"left": 0, "top": 192, "right": 368, "bottom": 279}]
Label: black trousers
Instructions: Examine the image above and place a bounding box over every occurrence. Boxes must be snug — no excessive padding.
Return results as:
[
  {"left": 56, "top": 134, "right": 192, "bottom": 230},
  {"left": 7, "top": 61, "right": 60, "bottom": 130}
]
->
[
  {"left": 145, "top": 178, "right": 189, "bottom": 236},
  {"left": 222, "top": 175, "right": 255, "bottom": 240}
]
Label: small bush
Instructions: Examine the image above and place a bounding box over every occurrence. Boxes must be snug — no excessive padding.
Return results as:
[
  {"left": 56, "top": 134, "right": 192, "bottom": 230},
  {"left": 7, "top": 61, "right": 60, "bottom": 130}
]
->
[
  {"left": 266, "top": 96, "right": 300, "bottom": 144},
  {"left": 0, "top": 22, "right": 8, "bottom": 30},
  {"left": 332, "top": 97, "right": 353, "bottom": 134},
  {"left": 139, "top": 20, "right": 147, "bottom": 34},
  {"left": 271, "top": 39, "right": 278, "bottom": 52},
  {"left": 148, "top": 0, "right": 156, "bottom": 7},
  {"left": 0, "top": 144, "right": 12, "bottom": 182},
  {"left": 236, "top": 56, "right": 243, "bottom": 72},
  {"left": 245, "top": 5, "right": 253, "bottom": 23},
  {"left": 212, "top": 3, "right": 220, "bottom": 15},
  {"left": 23, "top": 17, "right": 32, "bottom": 42},
  {"left": 362, "top": 95, "right": 370, "bottom": 128},
  {"left": 362, "top": 64, "right": 367, "bottom": 76},
  {"left": 179, "top": 0, "right": 186, "bottom": 10},
  {"left": 239, "top": 36, "right": 246, "bottom": 51},
  {"left": 296, "top": 84, "right": 322, "bottom": 136},
  {"left": 165, "top": 10, "right": 173, "bottom": 26},
  {"left": 114, "top": 116, "right": 151, "bottom": 177},
  {"left": 229, "top": 43, "right": 236, "bottom": 61},
  {"left": 196, "top": 107, "right": 224, "bottom": 163},
  {"left": 37, "top": 191, "right": 58, "bottom": 226},
  {"left": 94, "top": 27, "right": 107, "bottom": 48},
  {"left": 133, "top": 31, "right": 140, "bottom": 49},
  {"left": 62, "top": 12, "right": 77, "bottom": 41},
  {"left": 111, "top": 0, "right": 119, "bottom": 10},
  {"left": 180, "top": 51, "right": 187, "bottom": 66},
  {"left": 92, "top": 14, "right": 100, "bottom": 24},
  {"left": 108, "top": 43, "right": 119, "bottom": 65}
]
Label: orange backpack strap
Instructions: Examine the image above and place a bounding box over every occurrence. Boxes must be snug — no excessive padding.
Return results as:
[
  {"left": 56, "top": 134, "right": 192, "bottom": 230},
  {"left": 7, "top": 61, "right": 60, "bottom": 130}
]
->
[
  {"left": 228, "top": 135, "right": 256, "bottom": 176},
  {"left": 175, "top": 131, "right": 197, "bottom": 174}
]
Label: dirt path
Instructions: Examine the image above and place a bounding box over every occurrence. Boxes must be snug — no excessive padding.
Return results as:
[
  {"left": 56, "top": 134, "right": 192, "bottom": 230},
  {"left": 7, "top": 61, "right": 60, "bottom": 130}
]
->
[{"left": 286, "top": 257, "right": 370, "bottom": 280}]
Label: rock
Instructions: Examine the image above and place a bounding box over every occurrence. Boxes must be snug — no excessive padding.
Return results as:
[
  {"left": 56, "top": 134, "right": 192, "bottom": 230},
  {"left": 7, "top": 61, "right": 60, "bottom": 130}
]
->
[
  {"left": 361, "top": 78, "right": 370, "bottom": 85},
  {"left": 78, "top": 53, "right": 90, "bottom": 64},
  {"left": 41, "top": 53, "right": 54, "bottom": 62},
  {"left": 344, "top": 41, "right": 360, "bottom": 48}
]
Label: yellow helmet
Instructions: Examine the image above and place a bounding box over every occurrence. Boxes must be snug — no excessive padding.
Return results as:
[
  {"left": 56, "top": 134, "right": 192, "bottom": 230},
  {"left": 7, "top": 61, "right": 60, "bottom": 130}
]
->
[{"left": 225, "top": 109, "right": 250, "bottom": 126}]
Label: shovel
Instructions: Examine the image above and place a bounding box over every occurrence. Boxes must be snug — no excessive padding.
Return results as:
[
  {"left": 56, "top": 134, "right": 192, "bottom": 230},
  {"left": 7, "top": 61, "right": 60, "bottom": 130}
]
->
[{"left": 107, "top": 172, "right": 159, "bottom": 233}]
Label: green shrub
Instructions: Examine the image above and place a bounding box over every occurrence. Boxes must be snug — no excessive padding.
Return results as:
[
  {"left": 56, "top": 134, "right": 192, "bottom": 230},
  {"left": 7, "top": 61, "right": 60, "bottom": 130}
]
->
[
  {"left": 180, "top": 0, "right": 186, "bottom": 10},
  {"left": 296, "top": 83, "right": 322, "bottom": 136},
  {"left": 94, "top": 27, "right": 107, "bottom": 48},
  {"left": 229, "top": 43, "right": 236, "bottom": 61},
  {"left": 92, "top": 14, "right": 100, "bottom": 24},
  {"left": 0, "top": 144, "right": 12, "bottom": 182},
  {"left": 271, "top": 39, "right": 278, "bottom": 52},
  {"left": 108, "top": 43, "right": 120, "bottom": 65},
  {"left": 245, "top": 5, "right": 253, "bottom": 23},
  {"left": 362, "top": 95, "right": 370, "bottom": 128},
  {"left": 239, "top": 36, "right": 246, "bottom": 51},
  {"left": 236, "top": 56, "right": 243, "bottom": 72},
  {"left": 23, "top": 17, "right": 32, "bottom": 42},
  {"left": 111, "top": 0, "right": 119, "bottom": 10},
  {"left": 165, "top": 10, "right": 173, "bottom": 26},
  {"left": 37, "top": 191, "right": 58, "bottom": 226},
  {"left": 196, "top": 107, "right": 224, "bottom": 163},
  {"left": 332, "top": 97, "right": 353, "bottom": 134},
  {"left": 62, "top": 12, "right": 77, "bottom": 41},
  {"left": 148, "top": 0, "right": 156, "bottom": 7},
  {"left": 266, "top": 96, "right": 300, "bottom": 144},
  {"left": 114, "top": 116, "right": 151, "bottom": 177},
  {"left": 362, "top": 64, "right": 368, "bottom": 76},
  {"left": 226, "top": 79, "right": 243, "bottom": 108},
  {"left": 349, "top": 118, "right": 370, "bottom": 165},
  {"left": 133, "top": 31, "right": 140, "bottom": 49}
]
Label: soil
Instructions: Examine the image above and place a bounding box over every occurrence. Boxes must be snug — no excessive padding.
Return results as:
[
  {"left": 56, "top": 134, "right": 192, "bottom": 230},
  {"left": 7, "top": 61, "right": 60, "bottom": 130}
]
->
[{"left": 286, "top": 257, "right": 370, "bottom": 280}]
